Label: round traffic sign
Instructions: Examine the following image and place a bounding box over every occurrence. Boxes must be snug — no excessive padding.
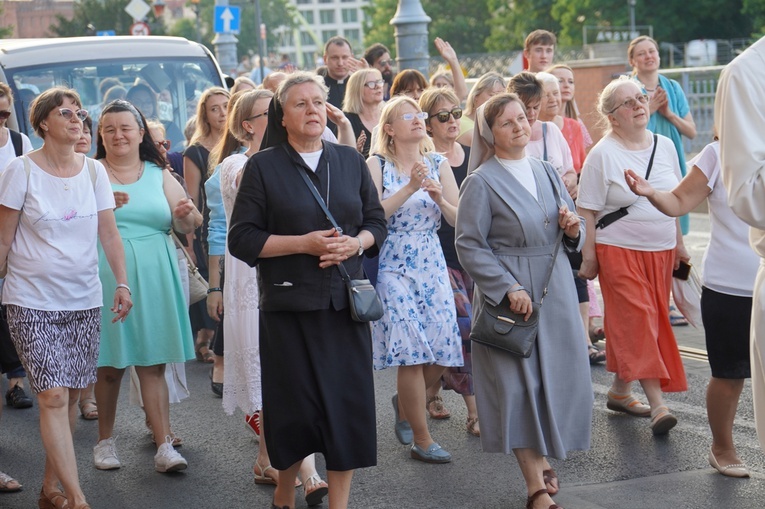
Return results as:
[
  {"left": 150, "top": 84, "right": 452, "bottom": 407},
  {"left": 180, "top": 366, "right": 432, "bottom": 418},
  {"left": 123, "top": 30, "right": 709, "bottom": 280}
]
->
[{"left": 130, "top": 22, "right": 150, "bottom": 36}]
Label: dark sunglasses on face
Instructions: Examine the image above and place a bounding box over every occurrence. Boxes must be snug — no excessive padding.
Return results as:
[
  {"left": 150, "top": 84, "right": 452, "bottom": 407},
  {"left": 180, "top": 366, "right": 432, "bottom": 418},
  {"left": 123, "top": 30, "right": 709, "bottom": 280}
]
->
[
  {"left": 155, "top": 140, "right": 171, "bottom": 150},
  {"left": 431, "top": 108, "right": 463, "bottom": 123},
  {"left": 59, "top": 108, "right": 89, "bottom": 121},
  {"left": 377, "top": 59, "right": 393, "bottom": 67},
  {"left": 0, "top": 110, "right": 11, "bottom": 120}
]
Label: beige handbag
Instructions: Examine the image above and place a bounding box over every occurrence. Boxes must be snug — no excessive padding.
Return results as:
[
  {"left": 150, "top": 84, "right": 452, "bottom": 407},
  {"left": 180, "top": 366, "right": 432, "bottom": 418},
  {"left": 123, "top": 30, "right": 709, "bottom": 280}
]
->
[{"left": 170, "top": 232, "right": 209, "bottom": 305}]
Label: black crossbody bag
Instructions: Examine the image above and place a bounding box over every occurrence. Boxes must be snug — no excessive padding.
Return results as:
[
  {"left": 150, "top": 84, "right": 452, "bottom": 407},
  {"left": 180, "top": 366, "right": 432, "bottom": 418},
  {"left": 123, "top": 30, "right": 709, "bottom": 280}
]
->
[
  {"left": 296, "top": 165, "right": 384, "bottom": 323},
  {"left": 595, "top": 134, "right": 658, "bottom": 229}
]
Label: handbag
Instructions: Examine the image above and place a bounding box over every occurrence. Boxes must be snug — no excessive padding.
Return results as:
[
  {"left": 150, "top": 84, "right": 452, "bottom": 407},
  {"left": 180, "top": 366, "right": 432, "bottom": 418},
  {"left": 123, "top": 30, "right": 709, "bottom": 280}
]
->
[
  {"left": 171, "top": 231, "right": 209, "bottom": 305},
  {"left": 596, "top": 134, "right": 658, "bottom": 229},
  {"left": 296, "top": 164, "right": 384, "bottom": 322},
  {"left": 469, "top": 160, "right": 566, "bottom": 357}
]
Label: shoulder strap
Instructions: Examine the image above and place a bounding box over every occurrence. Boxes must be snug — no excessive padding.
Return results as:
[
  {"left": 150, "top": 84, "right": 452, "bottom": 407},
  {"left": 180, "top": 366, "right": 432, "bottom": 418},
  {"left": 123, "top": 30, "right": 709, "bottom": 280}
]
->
[
  {"left": 10, "top": 130, "right": 23, "bottom": 157},
  {"left": 542, "top": 123, "right": 548, "bottom": 162},
  {"left": 86, "top": 158, "right": 97, "bottom": 190},
  {"left": 21, "top": 155, "right": 31, "bottom": 210},
  {"left": 295, "top": 165, "right": 353, "bottom": 283},
  {"left": 644, "top": 134, "right": 658, "bottom": 181}
]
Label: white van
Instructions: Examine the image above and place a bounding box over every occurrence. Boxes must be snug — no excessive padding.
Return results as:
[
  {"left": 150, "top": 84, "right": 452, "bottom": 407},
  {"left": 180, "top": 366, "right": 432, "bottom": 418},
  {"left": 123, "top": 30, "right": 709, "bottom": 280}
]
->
[{"left": 0, "top": 36, "right": 226, "bottom": 151}]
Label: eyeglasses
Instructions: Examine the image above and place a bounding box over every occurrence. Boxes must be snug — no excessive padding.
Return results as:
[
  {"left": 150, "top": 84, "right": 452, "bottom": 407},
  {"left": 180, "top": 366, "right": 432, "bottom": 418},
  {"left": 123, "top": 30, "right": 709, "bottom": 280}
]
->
[
  {"left": 245, "top": 110, "right": 268, "bottom": 121},
  {"left": 400, "top": 112, "right": 428, "bottom": 121},
  {"left": 431, "top": 108, "right": 462, "bottom": 123},
  {"left": 59, "top": 108, "right": 89, "bottom": 121},
  {"left": 377, "top": 59, "right": 393, "bottom": 67},
  {"left": 363, "top": 79, "right": 385, "bottom": 89},
  {"left": 155, "top": 140, "right": 171, "bottom": 150},
  {"left": 608, "top": 94, "right": 649, "bottom": 114},
  {"left": 0, "top": 110, "right": 11, "bottom": 120}
]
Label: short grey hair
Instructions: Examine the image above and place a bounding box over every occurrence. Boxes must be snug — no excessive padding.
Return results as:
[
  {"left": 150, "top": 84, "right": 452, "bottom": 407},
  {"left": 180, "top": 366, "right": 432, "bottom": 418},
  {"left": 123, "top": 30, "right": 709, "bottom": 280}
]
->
[{"left": 275, "top": 72, "right": 329, "bottom": 107}]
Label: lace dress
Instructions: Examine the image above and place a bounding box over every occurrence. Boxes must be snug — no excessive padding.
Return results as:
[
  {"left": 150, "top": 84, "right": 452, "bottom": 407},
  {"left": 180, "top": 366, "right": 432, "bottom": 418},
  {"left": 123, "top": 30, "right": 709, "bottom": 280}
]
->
[
  {"left": 219, "top": 153, "right": 262, "bottom": 415},
  {"left": 371, "top": 153, "right": 463, "bottom": 369}
]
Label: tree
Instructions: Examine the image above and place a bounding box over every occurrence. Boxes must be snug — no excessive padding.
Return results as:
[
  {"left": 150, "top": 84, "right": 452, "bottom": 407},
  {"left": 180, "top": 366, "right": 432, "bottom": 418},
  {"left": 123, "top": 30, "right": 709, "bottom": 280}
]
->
[
  {"left": 233, "top": 0, "right": 297, "bottom": 58},
  {"left": 363, "top": 0, "right": 491, "bottom": 57},
  {"left": 485, "top": 0, "right": 559, "bottom": 52},
  {"left": 49, "top": 0, "right": 167, "bottom": 37},
  {"left": 743, "top": 0, "right": 765, "bottom": 38}
]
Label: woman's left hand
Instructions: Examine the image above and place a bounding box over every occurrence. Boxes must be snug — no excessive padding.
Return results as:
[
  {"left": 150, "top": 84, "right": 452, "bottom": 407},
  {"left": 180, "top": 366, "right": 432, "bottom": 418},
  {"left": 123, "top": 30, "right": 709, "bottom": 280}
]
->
[
  {"left": 422, "top": 177, "right": 444, "bottom": 205},
  {"left": 111, "top": 287, "right": 133, "bottom": 323},
  {"left": 319, "top": 234, "right": 358, "bottom": 268},
  {"left": 435, "top": 37, "right": 458, "bottom": 64},
  {"left": 173, "top": 198, "right": 196, "bottom": 219},
  {"left": 674, "top": 242, "right": 691, "bottom": 270},
  {"left": 558, "top": 205, "right": 581, "bottom": 239}
]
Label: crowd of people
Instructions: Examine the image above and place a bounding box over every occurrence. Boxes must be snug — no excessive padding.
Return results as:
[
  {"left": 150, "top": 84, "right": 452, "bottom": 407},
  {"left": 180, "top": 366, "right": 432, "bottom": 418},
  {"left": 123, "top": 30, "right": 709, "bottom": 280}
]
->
[{"left": 0, "top": 28, "right": 762, "bottom": 509}]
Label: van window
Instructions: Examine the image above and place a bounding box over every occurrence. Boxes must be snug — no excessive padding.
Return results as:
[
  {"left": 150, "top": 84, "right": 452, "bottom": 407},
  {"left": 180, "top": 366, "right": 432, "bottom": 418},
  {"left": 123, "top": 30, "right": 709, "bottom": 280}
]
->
[{"left": 6, "top": 57, "right": 221, "bottom": 153}]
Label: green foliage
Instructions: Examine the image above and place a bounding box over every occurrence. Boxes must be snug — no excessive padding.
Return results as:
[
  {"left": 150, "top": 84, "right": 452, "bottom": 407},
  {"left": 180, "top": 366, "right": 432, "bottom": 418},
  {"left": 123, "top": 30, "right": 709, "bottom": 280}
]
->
[
  {"left": 743, "top": 0, "right": 765, "bottom": 38},
  {"left": 485, "top": 0, "right": 559, "bottom": 52},
  {"left": 234, "top": 0, "right": 297, "bottom": 58},
  {"left": 0, "top": 4, "right": 13, "bottom": 39},
  {"left": 363, "top": 0, "right": 399, "bottom": 56},
  {"left": 49, "top": 0, "right": 167, "bottom": 37}
]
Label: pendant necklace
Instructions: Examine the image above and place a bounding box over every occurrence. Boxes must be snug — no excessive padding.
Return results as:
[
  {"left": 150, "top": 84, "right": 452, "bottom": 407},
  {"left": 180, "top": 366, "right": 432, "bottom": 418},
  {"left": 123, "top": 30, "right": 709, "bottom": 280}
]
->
[
  {"left": 106, "top": 160, "right": 144, "bottom": 185},
  {"left": 44, "top": 151, "right": 75, "bottom": 191}
]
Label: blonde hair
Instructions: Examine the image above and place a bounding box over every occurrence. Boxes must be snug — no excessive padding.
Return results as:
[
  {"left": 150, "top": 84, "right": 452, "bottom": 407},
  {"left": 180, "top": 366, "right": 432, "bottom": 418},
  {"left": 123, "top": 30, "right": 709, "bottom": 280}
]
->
[
  {"left": 342, "top": 69, "right": 382, "bottom": 115},
  {"left": 231, "top": 76, "right": 257, "bottom": 94},
  {"left": 546, "top": 64, "right": 578, "bottom": 120},
  {"left": 429, "top": 70, "right": 454, "bottom": 89},
  {"left": 373, "top": 96, "right": 434, "bottom": 171},
  {"left": 189, "top": 86, "right": 230, "bottom": 147},
  {"left": 465, "top": 72, "right": 505, "bottom": 117}
]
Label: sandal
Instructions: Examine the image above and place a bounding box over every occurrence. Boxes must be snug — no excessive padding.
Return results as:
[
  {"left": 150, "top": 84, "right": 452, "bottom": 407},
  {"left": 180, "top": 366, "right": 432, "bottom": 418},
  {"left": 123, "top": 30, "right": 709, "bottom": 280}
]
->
[
  {"left": 253, "top": 462, "right": 278, "bottom": 486},
  {"left": 426, "top": 395, "right": 451, "bottom": 419},
  {"left": 38, "top": 487, "right": 68, "bottom": 509},
  {"left": 79, "top": 397, "right": 98, "bottom": 420},
  {"left": 606, "top": 391, "right": 651, "bottom": 417},
  {"left": 526, "top": 488, "right": 562, "bottom": 509},
  {"left": 303, "top": 474, "right": 329, "bottom": 506},
  {"left": 146, "top": 419, "right": 183, "bottom": 447},
  {"left": 650, "top": 405, "right": 678, "bottom": 435},
  {"left": 543, "top": 468, "right": 559, "bottom": 495},
  {"left": 588, "top": 325, "right": 605, "bottom": 343},
  {"left": 194, "top": 341, "right": 214, "bottom": 363},
  {"left": 466, "top": 417, "right": 480, "bottom": 437},
  {"left": 0, "top": 471, "right": 21, "bottom": 492},
  {"left": 669, "top": 306, "right": 689, "bottom": 327},
  {"left": 588, "top": 345, "right": 606, "bottom": 365}
]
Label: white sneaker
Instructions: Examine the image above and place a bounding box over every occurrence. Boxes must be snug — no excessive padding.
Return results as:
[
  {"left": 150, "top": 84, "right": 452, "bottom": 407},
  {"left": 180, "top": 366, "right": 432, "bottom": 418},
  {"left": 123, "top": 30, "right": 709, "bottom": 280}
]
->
[
  {"left": 154, "top": 437, "right": 188, "bottom": 473},
  {"left": 93, "top": 437, "right": 121, "bottom": 470}
]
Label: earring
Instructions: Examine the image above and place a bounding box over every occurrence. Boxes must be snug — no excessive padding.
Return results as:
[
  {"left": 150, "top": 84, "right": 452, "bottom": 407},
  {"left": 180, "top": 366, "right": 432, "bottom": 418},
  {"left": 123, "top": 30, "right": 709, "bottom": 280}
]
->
[{"left": 389, "top": 137, "right": 394, "bottom": 145}]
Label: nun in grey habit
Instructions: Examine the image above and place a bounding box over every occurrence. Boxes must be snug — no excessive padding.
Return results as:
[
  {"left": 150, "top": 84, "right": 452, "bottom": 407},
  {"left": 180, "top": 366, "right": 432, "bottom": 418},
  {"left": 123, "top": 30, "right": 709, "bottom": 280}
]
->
[{"left": 455, "top": 93, "right": 592, "bottom": 509}]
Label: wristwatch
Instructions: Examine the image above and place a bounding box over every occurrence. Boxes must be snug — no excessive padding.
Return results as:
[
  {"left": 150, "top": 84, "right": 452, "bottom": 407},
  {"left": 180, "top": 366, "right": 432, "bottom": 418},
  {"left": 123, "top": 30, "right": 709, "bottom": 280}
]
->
[{"left": 356, "top": 237, "right": 364, "bottom": 257}]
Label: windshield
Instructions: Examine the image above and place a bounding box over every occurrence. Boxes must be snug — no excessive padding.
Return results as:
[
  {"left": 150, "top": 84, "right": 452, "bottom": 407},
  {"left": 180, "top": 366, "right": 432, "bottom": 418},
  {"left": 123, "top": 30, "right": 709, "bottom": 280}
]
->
[{"left": 6, "top": 57, "right": 222, "bottom": 154}]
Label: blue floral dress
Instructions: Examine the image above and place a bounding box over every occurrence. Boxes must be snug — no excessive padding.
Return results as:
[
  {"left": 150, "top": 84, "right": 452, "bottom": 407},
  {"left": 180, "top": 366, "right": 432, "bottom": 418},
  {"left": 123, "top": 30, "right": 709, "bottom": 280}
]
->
[{"left": 372, "top": 154, "right": 463, "bottom": 369}]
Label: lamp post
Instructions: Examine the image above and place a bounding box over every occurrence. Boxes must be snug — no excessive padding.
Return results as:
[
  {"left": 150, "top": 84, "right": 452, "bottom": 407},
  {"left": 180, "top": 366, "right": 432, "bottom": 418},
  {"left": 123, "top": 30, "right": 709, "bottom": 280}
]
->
[
  {"left": 212, "top": 0, "right": 239, "bottom": 77},
  {"left": 390, "top": 0, "right": 430, "bottom": 76},
  {"left": 190, "top": 0, "right": 202, "bottom": 43},
  {"left": 628, "top": 0, "right": 636, "bottom": 38}
]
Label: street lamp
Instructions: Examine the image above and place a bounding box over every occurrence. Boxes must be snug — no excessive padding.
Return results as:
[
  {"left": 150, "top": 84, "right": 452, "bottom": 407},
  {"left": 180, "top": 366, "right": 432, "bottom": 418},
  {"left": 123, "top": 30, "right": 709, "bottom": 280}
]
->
[
  {"left": 628, "top": 0, "right": 636, "bottom": 38},
  {"left": 390, "top": 0, "right": 431, "bottom": 76},
  {"left": 190, "top": 0, "right": 201, "bottom": 44},
  {"left": 153, "top": 0, "right": 166, "bottom": 17}
]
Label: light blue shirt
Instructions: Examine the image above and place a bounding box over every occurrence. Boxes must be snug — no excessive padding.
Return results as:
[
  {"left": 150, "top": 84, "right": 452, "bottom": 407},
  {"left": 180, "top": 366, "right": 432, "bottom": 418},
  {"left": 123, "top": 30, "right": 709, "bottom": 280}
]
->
[{"left": 204, "top": 165, "right": 226, "bottom": 256}]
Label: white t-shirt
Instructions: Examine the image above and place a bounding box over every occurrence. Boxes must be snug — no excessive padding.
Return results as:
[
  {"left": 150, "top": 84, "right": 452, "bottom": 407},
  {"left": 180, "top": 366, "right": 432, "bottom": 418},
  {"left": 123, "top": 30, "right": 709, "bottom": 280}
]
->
[
  {"left": 527, "top": 121, "right": 574, "bottom": 177},
  {"left": 0, "top": 156, "right": 116, "bottom": 310},
  {"left": 691, "top": 141, "right": 758, "bottom": 296},
  {"left": 577, "top": 132, "right": 680, "bottom": 251},
  {"left": 299, "top": 149, "right": 323, "bottom": 172},
  {"left": 496, "top": 156, "right": 537, "bottom": 200},
  {"left": 0, "top": 128, "right": 33, "bottom": 171}
]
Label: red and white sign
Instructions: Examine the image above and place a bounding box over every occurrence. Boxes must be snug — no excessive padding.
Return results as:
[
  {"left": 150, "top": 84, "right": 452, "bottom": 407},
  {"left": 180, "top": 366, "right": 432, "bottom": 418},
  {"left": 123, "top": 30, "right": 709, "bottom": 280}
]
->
[{"left": 130, "top": 22, "right": 150, "bottom": 36}]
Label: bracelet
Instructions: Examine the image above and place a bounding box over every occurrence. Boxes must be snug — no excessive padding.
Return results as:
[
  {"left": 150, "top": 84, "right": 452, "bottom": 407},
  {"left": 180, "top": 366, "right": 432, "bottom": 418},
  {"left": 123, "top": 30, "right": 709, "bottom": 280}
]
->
[
  {"left": 115, "top": 283, "right": 131, "bottom": 295},
  {"left": 207, "top": 287, "right": 222, "bottom": 294}
]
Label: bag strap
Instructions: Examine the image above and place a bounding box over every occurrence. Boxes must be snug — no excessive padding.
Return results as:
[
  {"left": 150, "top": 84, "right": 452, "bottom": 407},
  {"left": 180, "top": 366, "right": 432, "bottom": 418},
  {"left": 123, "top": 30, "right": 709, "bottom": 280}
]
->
[
  {"left": 644, "top": 133, "right": 658, "bottom": 181},
  {"left": 10, "top": 130, "right": 23, "bottom": 157},
  {"left": 86, "top": 158, "right": 97, "bottom": 189},
  {"left": 295, "top": 165, "right": 353, "bottom": 283},
  {"left": 170, "top": 231, "right": 200, "bottom": 272},
  {"left": 542, "top": 122, "right": 548, "bottom": 162}
]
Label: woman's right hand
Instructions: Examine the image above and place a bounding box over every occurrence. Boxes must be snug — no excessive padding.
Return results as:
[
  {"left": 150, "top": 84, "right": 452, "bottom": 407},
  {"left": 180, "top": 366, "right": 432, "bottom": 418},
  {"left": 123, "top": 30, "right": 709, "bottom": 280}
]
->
[
  {"left": 507, "top": 288, "right": 533, "bottom": 322},
  {"left": 113, "top": 191, "right": 129, "bottom": 209},
  {"left": 407, "top": 162, "right": 428, "bottom": 193},
  {"left": 207, "top": 291, "right": 223, "bottom": 322},
  {"left": 578, "top": 256, "right": 599, "bottom": 280},
  {"left": 624, "top": 168, "right": 655, "bottom": 197}
]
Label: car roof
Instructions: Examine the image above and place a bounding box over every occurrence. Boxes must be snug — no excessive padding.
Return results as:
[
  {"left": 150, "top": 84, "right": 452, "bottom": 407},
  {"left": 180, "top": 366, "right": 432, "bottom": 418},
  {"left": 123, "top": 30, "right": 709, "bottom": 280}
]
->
[{"left": 0, "top": 36, "right": 211, "bottom": 69}]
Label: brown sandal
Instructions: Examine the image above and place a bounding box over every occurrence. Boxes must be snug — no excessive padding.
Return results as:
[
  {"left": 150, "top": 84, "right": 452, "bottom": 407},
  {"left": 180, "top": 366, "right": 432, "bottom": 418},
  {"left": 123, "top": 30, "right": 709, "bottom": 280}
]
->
[
  {"left": 38, "top": 487, "right": 69, "bottom": 509},
  {"left": 426, "top": 395, "right": 451, "bottom": 419},
  {"left": 466, "top": 417, "right": 480, "bottom": 437},
  {"left": 543, "top": 468, "right": 559, "bottom": 495},
  {"left": 526, "top": 488, "right": 562, "bottom": 509}
]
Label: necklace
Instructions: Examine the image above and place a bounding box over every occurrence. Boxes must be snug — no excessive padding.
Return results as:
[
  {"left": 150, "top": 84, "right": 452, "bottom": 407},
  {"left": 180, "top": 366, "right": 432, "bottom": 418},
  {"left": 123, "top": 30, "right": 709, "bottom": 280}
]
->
[
  {"left": 106, "top": 160, "right": 144, "bottom": 185},
  {"left": 43, "top": 151, "right": 75, "bottom": 191}
]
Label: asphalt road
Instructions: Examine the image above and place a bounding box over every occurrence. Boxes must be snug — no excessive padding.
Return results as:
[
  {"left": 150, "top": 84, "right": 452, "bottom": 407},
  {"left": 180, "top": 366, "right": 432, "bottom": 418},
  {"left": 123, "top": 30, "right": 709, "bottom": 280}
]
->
[{"left": 1, "top": 212, "right": 763, "bottom": 509}]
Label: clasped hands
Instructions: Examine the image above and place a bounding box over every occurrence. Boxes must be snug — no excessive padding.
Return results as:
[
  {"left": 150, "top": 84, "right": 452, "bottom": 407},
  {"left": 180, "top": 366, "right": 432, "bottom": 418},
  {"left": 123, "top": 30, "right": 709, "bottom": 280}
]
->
[
  {"left": 304, "top": 228, "right": 360, "bottom": 268},
  {"left": 558, "top": 205, "right": 581, "bottom": 239},
  {"left": 407, "top": 162, "right": 444, "bottom": 204}
]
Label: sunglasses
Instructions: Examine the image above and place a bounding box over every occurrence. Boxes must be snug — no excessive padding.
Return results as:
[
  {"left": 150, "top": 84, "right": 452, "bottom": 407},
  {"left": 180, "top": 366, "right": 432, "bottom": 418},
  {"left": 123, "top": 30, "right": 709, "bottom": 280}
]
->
[
  {"left": 245, "top": 110, "right": 268, "bottom": 121},
  {"left": 377, "top": 59, "right": 393, "bottom": 67},
  {"left": 0, "top": 110, "right": 11, "bottom": 120},
  {"left": 59, "top": 108, "right": 89, "bottom": 121},
  {"left": 431, "top": 108, "right": 463, "bottom": 123},
  {"left": 363, "top": 79, "right": 385, "bottom": 90},
  {"left": 155, "top": 140, "right": 171, "bottom": 150},
  {"left": 401, "top": 112, "right": 428, "bottom": 121}
]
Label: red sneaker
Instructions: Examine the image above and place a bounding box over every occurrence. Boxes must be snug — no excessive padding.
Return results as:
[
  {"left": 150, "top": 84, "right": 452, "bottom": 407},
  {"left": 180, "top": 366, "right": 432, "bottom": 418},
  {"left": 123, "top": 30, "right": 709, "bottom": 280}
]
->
[{"left": 245, "top": 413, "right": 260, "bottom": 437}]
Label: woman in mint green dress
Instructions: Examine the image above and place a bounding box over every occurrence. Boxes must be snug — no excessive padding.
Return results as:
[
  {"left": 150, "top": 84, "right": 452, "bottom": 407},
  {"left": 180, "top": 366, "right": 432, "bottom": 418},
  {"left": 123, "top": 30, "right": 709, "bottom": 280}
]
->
[{"left": 93, "top": 100, "right": 197, "bottom": 473}]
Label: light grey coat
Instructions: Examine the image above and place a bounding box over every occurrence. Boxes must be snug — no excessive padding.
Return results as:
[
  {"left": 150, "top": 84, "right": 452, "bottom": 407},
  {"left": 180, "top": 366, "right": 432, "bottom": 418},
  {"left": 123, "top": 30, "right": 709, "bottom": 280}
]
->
[{"left": 455, "top": 156, "right": 593, "bottom": 458}]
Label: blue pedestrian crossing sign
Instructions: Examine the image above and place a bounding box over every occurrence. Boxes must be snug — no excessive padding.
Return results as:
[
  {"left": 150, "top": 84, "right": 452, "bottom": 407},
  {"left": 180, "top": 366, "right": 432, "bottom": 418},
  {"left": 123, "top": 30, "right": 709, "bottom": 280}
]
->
[{"left": 214, "top": 5, "right": 241, "bottom": 34}]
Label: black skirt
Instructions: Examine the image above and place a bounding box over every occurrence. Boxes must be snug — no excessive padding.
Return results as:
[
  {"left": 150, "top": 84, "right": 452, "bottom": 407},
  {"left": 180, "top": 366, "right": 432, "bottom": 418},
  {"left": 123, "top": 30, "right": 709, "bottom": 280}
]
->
[
  {"left": 260, "top": 307, "right": 377, "bottom": 471},
  {"left": 701, "top": 286, "right": 752, "bottom": 379}
]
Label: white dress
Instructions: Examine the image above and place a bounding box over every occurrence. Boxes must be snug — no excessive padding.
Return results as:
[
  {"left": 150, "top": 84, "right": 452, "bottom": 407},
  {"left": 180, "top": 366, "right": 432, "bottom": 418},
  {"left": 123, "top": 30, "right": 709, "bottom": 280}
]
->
[{"left": 220, "top": 153, "right": 262, "bottom": 415}]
